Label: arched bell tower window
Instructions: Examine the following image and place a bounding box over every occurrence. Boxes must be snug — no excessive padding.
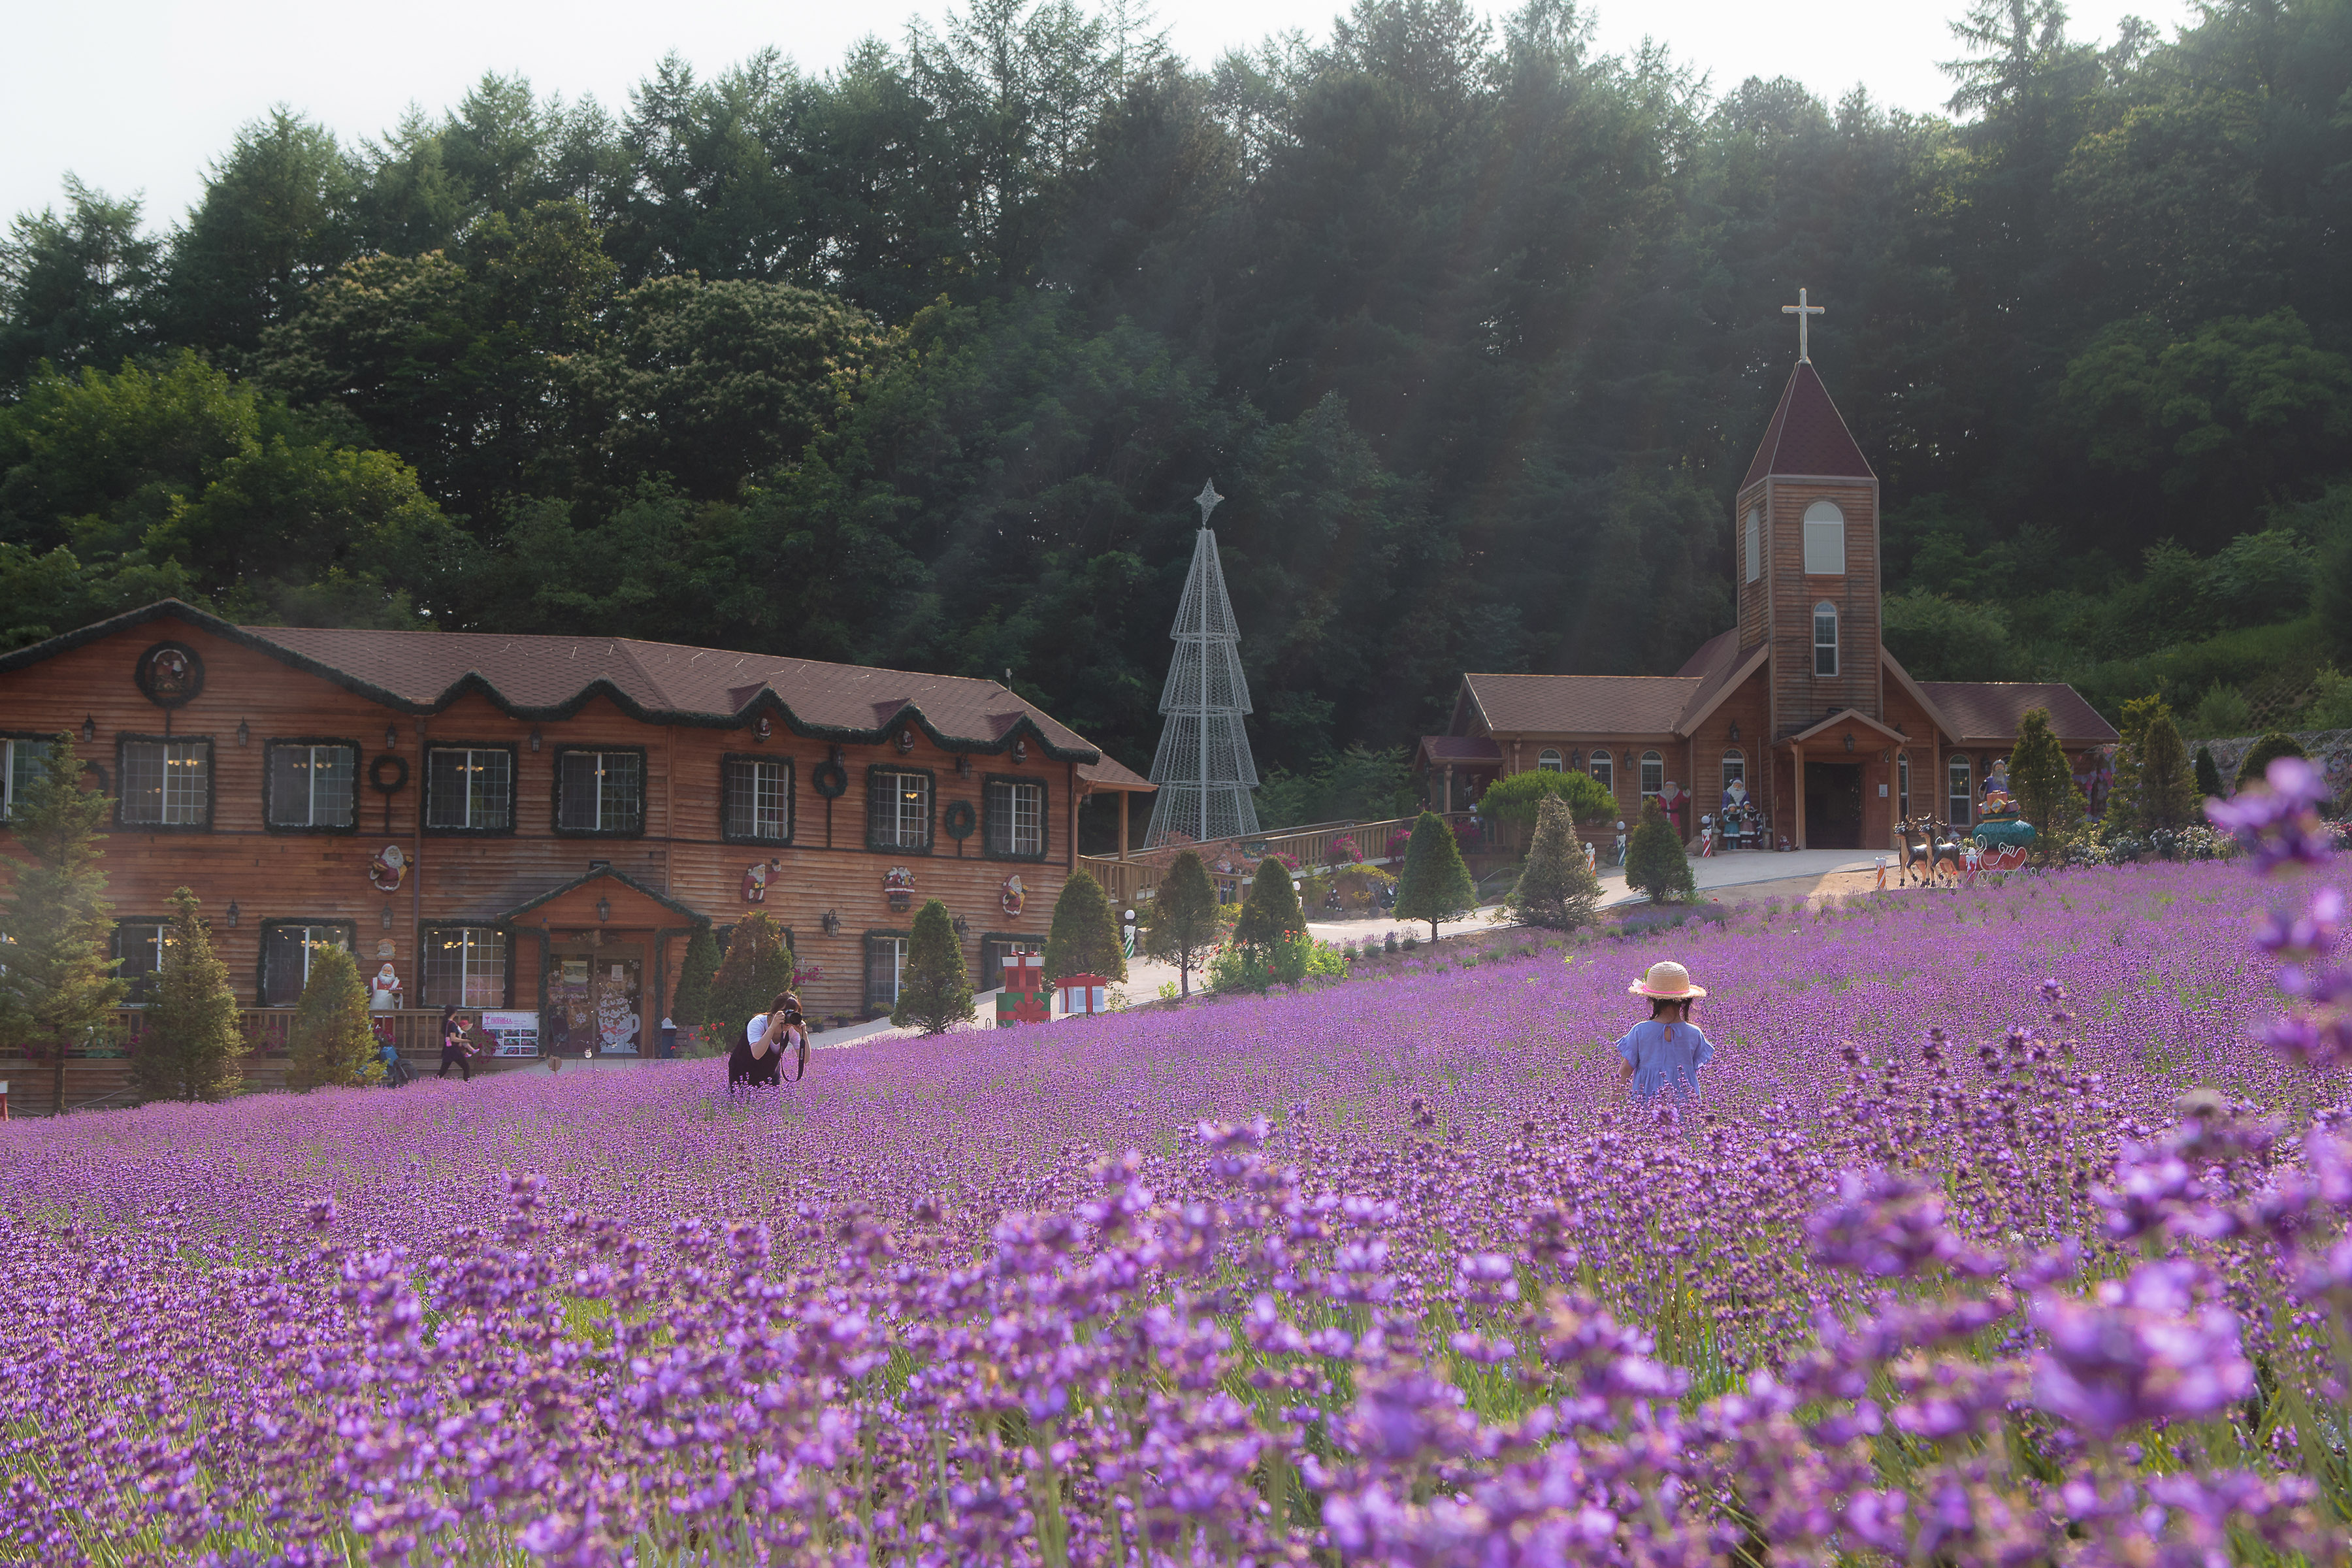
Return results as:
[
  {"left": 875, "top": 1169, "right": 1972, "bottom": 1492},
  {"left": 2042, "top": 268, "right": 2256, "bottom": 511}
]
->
[
  {"left": 1813, "top": 601, "right": 1838, "bottom": 677},
  {"left": 1537, "top": 749, "right": 1563, "bottom": 773},
  {"left": 1803, "top": 500, "right": 1846, "bottom": 576},
  {"left": 1743, "top": 506, "right": 1761, "bottom": 583}
]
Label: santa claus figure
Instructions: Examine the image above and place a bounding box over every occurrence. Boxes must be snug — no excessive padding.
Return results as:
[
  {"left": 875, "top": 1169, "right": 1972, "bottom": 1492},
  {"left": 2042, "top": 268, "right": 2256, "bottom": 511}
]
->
[
  {"left": 370, "top": 962, "right": 402, "bottom": 1011},
  {"left": 1656, "top": 779, "right": 1690, "bottom": 836}
]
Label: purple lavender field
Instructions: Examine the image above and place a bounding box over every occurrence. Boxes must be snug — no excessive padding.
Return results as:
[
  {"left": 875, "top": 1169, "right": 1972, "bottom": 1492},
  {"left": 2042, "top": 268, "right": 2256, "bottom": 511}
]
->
[{"left": 5, "top": 811, "right": 2351, "bottom": 1563}]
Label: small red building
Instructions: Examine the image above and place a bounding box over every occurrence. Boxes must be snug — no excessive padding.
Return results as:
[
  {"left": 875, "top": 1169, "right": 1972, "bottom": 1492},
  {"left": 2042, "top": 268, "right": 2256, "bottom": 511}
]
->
[{"left": 1418, "top": 353, "right": 2117, "bottom": 849}]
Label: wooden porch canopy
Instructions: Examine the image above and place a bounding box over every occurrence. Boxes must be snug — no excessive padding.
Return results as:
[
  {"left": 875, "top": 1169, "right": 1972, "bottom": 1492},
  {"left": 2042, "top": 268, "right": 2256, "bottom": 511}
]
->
[
  {"left": 1077, "top": 753, "right": 1157, "bottom": 860},
  {"left": 497, "top": 865, "right": 712, "bottom": 931}
]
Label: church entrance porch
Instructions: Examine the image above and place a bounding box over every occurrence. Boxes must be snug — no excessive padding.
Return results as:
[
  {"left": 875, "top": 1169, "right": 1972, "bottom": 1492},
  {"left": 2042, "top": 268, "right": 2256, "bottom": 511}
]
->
[{"left": 1803, "top": 762, "right": 1865, "bottom": 849}]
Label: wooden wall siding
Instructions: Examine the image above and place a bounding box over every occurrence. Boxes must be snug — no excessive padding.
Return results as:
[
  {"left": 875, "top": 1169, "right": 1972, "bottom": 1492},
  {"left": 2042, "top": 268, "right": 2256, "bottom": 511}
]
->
[{"left": 0, "top": 618, "right": 1081, "bottom": 1024}]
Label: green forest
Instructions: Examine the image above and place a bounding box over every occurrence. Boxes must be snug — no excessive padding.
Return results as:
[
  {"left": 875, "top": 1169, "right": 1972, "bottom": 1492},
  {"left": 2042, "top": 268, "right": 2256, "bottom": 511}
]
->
[{"left": 7, "top": 0, "right": 2352, "bottom": 822}]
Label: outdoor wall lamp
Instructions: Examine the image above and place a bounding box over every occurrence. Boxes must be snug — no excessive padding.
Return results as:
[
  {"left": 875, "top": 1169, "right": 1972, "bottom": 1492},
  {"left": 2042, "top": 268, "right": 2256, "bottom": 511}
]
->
[
  {"left": 529, "top": 728, "right": 542, "bottom": 752},
  {"left": 957, "top": 754, "right": 973, "bottom": 779},
  {"left": 1844, "top": 732, "right": 1855, "bottom": 753},
  {"left": 821, "top": 909, "right": 840, "bottom": 936},
  {"left": 225, "top": 900, "right": 240, "bottom": 927},
  {"left": 81, "top": 715, "right": 94, "bottom": 743},
  {"left": 236, "top": 720, "right": 250, "bottom": 747},
  {"left": 596, "top": 897, "right": 612, "bottom": 924},
  {"left": 380, "top": 904, "right": 393, "bottom": 930},
  {"left": 1728, "top": 722, "right": 1740, "bottom": 742},
  {"left": 385, "top": 724, "right": 399, "bottom": 749},
  {"left": 951, "top": 913, "right": 970, "bottom": 938}
]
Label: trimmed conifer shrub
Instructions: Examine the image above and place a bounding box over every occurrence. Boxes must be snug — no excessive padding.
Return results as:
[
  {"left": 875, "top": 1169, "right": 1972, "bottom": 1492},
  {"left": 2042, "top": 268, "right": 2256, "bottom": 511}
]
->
[
  {"left": 1232, "top": 857, "right": 1305, "bottom": 953},
  {"left": 2135, "top": 711, "right": 2196, "bottom": 831},
  {"left": 709, "top": 911, "right": 794, "bottom": 1039},
  {"left": 671, "top": 926, "right": 719, "bottom": 1039},
  {"left": 287, "top": 943, "right": 382, "bottom": 1090},
  {"left": 1394, "top": 808, "right": 1477, "bottom": 942},
  {"left": 0, "top": 733, "right": 125, "bottom": 1116},
  {"left": 1143, "top": 850, "right": 1218, "bottom": 997},
  {"left": 1624, "top": 798, "right": 1697, "bottom": 904},
  {"left": 1506, "top": 796, "right": 1603, "bottom": 930},
  {"left": 2235, "top": 731, "right": 2310, "bottom": 791},
  {"left": 131, "top": 886, "right": 248, "bottom": 1103},
  {"left": 1043, "top": 869, "right": 1126, "bottom": 983},
  {"left": 2195, "top": 744, "right": 2225, "bottom": 800},
  {"left": 2009, "top": 708, "right": 2085, "bottom": 862},
  {"left": 893, "top": 899, "right": 974, "bottom": 1034}
]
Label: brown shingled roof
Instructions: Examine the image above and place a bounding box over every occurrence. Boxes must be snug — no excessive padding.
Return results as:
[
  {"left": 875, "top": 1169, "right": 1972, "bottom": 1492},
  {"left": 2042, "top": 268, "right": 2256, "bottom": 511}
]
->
[
  {"left": 1418, "top": 734, "right": 1504, "bottom": 766},
  {"left": 1462, "top": 672, "right": 1699, "bottom": 738},
  {"left": 1918, "top": 681, "right": 2119, "bottom": 746},
  {"left": 1741, "top": 361, "right": 1875, "bottom": 488},
  {"left": 0, "top": 600, "right": 1120, "bottom": 764}
]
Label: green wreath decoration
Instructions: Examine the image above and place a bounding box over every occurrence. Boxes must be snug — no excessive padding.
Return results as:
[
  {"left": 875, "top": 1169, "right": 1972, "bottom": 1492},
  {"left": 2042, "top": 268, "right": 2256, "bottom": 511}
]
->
[
  {"left": 368, "top": 754, "right": 410, "bottom": 794},
  {"left": 943, "top": 800, "right": 977, "bottom": 840},
  {"left": 812, "top": 761, "right": 849, "bottom": 798}
]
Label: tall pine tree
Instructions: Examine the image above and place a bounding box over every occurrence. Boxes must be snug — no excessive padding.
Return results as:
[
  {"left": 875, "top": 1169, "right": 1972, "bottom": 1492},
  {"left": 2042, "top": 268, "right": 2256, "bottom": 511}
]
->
[
  {"left": 287, "top": 942, "right": 382, "bottom": 1090},
  {"left": 2009, "top": 708, "right": 2085, "bottom": 862},
  {"left": 131, "top": 886, "right": 247, "bottom": 1103},
  {"left": 1506, "top": 795, "right": 1603, "bottom": 930},
  {"left": 1143, "top": 849, "right": 1218, "bottom": 996},
  {"left": 0, "top": 734, "right": 125, "bottom": 1114},
  {"left": 1394, "top": 809, "right": 1477, "bottom": 942}
]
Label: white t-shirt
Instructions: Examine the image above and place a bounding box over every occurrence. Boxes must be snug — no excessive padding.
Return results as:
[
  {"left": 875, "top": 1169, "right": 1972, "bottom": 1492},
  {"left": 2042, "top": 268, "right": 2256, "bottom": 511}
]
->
[{"left": 747, "top": 1015, "right": 804, "bottom": 1056}]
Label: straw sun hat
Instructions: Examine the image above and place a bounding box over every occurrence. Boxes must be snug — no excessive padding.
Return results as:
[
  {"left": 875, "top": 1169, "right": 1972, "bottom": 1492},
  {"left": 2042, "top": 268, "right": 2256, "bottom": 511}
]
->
[{"left": 1628, "top": 960, "right": 1707, "bottom": 1000}]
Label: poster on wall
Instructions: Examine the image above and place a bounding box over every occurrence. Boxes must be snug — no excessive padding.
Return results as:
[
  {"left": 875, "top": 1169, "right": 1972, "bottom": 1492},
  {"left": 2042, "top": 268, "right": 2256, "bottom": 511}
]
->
[{"left": 480, "top": 1011, "right": 540, "bottom": 1057}]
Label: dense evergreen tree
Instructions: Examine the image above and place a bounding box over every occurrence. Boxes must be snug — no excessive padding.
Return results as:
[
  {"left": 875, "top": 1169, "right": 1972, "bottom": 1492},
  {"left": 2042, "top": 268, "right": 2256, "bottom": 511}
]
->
[
  {"left": 6, "top": 0, "right": 2352, "bottom": 772},
  {"left": 1394, "top": 809, "right": 1477, "bottom": 941},
  {"left": 671, "top": 926, "right": 720, "bottom": 1039},
  {"left": 2195, "top": 744, "right": 2225, "bottom": 801},
  {"left": 893, "top": 898, "right": 975, "bottom": 1034},
  {"left": 1043, "top": 868, "right": 1126, "bottom": 983},
  {"left": 286, "top": 943, "right": 382, "bottom": 1090},
  {"left": 708, "top": 911, "right": 794, "bottom": 1037},
  {"left": 1505, "top": 794, "right": 1601, "bottom": 930},
  {"left": 1232, "top": 857, "right": 1305, "bottom": 953},
  {"left": 132, "top": 887, "right": 248, "bottom": 1103},
  {"left": 0, "top": 734, "right": 125, "bottom": 1113},
  {"left": 2135, "top": 711, "right": 2196, "bottom": 833},
  {"left": 1624, "top": 799, "right": 1696, "bottom": 904},
  {"left": 1142, "top": 849, "right": 1218, "bottom": 996},
  {"left": 2010, "top": 708, "right": 2085, "bottom": 860},
  {"left": 2236, "top": 732, "right": 2311, "bottom": 791}
]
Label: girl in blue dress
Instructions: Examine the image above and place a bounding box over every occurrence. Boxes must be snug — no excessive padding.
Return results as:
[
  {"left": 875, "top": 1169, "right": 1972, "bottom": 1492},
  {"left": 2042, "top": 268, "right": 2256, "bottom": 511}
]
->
[{"left": 1615, "top": 961, "right": 1714, "bottom": 1103}]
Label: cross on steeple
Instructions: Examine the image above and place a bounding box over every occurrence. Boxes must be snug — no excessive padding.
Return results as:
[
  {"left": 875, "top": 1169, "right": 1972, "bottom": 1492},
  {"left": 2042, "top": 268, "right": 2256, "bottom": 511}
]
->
[{"left": 1782, "top": 287, "right": 1824, "bottom": 363}]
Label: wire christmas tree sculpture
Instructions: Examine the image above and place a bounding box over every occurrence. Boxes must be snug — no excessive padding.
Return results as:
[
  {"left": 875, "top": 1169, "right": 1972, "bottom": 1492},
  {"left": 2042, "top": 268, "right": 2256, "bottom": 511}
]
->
[{"left": 1145, "top": 481, "right": 1262, "bottom": 846}]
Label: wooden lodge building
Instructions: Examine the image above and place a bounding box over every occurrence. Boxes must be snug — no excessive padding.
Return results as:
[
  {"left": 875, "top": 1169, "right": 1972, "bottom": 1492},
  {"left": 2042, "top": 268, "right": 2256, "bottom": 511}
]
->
[
  {"left": 1416, "top": 348, "right": 2117, "bottom": 851},
  {"left": 0, "top": 602, "right": 1154, "bottom": 1048}
]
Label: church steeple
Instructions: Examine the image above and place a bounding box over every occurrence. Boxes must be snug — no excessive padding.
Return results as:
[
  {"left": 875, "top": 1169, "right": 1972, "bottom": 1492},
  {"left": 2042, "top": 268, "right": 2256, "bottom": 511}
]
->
[
  {"left": 1734, "top": 293, "right": 1882, "bottom": 743},
  {"left": 1741, "top": 361, "right": 1874, "bottom": 489}
]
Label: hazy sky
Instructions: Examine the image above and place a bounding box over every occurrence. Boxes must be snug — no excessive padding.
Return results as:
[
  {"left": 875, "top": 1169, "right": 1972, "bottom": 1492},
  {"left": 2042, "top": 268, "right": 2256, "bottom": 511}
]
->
[{"left": 7, "top": 0, "right": 2178, "bottom": 235}]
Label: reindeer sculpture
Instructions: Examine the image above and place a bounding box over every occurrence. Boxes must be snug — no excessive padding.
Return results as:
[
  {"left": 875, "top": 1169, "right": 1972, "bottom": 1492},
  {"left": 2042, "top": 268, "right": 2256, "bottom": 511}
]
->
[{"left": 1896, "top": 815, "right": 1967, "bottom": 887}]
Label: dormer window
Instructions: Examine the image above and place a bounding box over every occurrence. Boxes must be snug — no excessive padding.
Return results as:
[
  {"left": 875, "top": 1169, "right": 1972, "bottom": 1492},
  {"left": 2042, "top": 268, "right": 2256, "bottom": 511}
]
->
[
  {"left": 1814, "top": 602, "right": 1838, "bottom": 677},
  {"left": 1803, "top": 500, "right": 1846, "bottom": 576}
]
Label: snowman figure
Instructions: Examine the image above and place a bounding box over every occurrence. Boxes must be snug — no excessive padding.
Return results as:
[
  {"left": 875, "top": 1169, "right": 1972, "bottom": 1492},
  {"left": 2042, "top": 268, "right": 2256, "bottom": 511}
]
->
[{"left": 370, "top": 962, "right": 402, "bottom": 1011}]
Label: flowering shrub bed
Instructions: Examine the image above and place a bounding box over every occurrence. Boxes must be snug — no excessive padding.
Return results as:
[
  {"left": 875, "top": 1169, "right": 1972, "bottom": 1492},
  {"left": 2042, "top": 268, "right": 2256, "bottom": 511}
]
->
[{"left": 3, "top": 781, "right": 2351, "bottom": 1563}]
